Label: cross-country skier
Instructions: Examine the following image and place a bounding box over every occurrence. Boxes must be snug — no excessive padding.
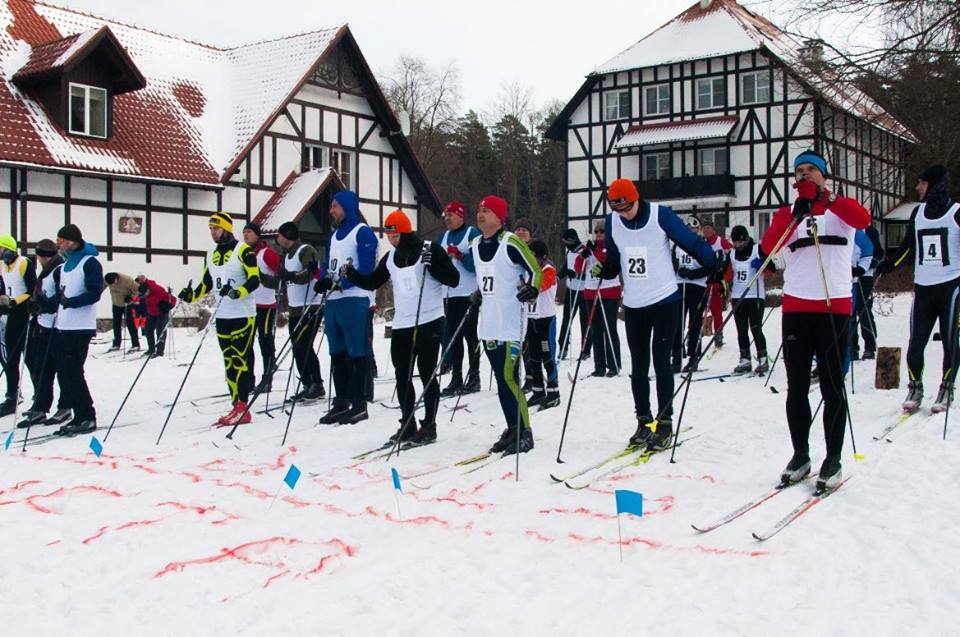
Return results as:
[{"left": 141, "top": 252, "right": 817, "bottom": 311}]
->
[
  {"left": 0, "top": 234, "right": 36, "bottom": 417},
  {"left": 701, "top": 221, "right": 732, "bottom": 348},
  {"left": 877, "top": 164, "right": 959, "bottom": 413},
  {"left": 344, "top": 210, "right": 459, "bottom": 444},
  {"left": 437, "top": 200, "right": 482, "bottom": 397},
  {"left": 137, "top": 278, "right": 176, "bottom": 358},
  {"left": 726, "top": 225, "right": 773, "bottom": 375},
  {"left": 672, "top": 215, "right": 710, "bottom": 373},
  {"left": 848, "top": 229, "right": 874, "bottom": 369},
  {"left": 103, "top": 272, "right": 141, "bottom": 353},
  {"left": 471, "top": 195, "right": 542, "bottom": 454},
  {"left": 178, "top": 212, "right": 260, "bottom": 427},
  {"left": 593, "top": 179, "right": 715, "bottom": 450},
  {"left": 524, "top": 240, "right": 561, "bottom": 410},
  {"left": 574, "top": 220, "right": 622, "bottom": 377},
  {"left": 557, "top": 229, "right": 588, "bottom": 360},
  {"left": 851, "top": 226, "right": 883, "bottom": 360},
  {"left": 242, "top": 222, "right": 281, "bottom": 392},
  {"left": 761, "top": 150, "right": 871, "bottom": 491}
]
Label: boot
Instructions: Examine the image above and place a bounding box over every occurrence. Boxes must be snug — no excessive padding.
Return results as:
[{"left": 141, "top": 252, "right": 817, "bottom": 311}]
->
[
  {"left": 440, "top": 375, "right": 463, "bottom": 398},
  {"left": 671, "top": 358, "right": 682, "bottom": 374},
  {"left": 732, "top": 358, "right": 752, "bottom": 375},
  {"left": 56, "top": 417, "right": 97, "bottom": 436},
  {"left": 462, "top": 371, "right": 481, "bottom": 394},
  {"left": 339, "top": 405, "right": 369, "bottom": 425},
  {"left": 141, "top": 349, "right": 155, "bottom": 358},
  {"left": 645, "top": 418, "right": 673, "bottom": 451},
  {"left": 388, "top": 419, "right": 418, "bottom": 444},
  {"left": 45, "top": 408, "right": 72, "bottom": 426},
  {"left": 816, "top": 456, "right": 843, "bottom": 491},
  {"left": 16, "top": 410, "right": 47, "bottom": 429},
  {"left": 255, "top": 375, "right": 273, "bottom": 395},
  {"left": 126, "top": 345, "right": 141, "bottom": 354},
  {"left": 526, "top": 391, "right": 545, "bottom": 408},
  {"left": 862, "top": 349, "right": 876, "bottom": 360},
  {"left": 0, "top": 398, "right": 16, "bottom": 418},
  {"left": 410, "top": 419, "right": 437, "bottom": 445},
  {"left": 931, "top": 383, "right": 954, "bottom": 414},
  {"left": 902, "top": 381, "right": 923, "bottom": 413},
  {"left": 299, "top": 383, "right": 325, "bottom": 401},
  {"left": 605, "top": 368, "right": 618, "bottom": 377},
  {"left": 628, "top": 413, "right": 656, "bottom": 448},
  {"left": 216, "top": 401, "right": 251, "bottom": 427},
  {"left": 681, "top": 360, "right": 698, "bottom": 374},
  {"left": 779, "top": 453, "right": 811, "bottom": 485},
  {"left": 490, "top": 427, "right": 515, "bottom": 453},
  {"left": 318, "top": 399, "right": 351, "bottom": 424},
  {"left": 539, "top": 389, "right": 561, "bottom": 411},
  {"left": 501, "top": 427, "right": 534, "bottom": 456},
  {"left": 755, "top": 351, "right": 769, "bottom": 375}
]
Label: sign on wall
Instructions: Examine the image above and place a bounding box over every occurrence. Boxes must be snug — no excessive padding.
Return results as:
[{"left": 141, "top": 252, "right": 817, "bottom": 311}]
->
[{"left": 118, "top": 214, "right": 143, "bottom": 234}]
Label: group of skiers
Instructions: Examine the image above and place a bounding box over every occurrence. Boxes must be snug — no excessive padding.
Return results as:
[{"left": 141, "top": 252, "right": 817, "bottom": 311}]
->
[{"left": 0, "top": 150, "right": 955, "bottom": 496}]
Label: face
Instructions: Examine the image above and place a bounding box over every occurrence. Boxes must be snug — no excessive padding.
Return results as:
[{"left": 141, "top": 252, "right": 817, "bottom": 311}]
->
[
  {"left": 330, "top": 200, "right": 345, "bottom": 224},
  {"left": 514, "top": 227, "right": 532, "bottom": 244},
  {"left": 476, "top": 206, "right": 501, "bottom": 237},
  {"left": 209, "top": 226, "right": 224, "bottom": 242},
  {"left": 276, "top": 234, "right": 293, "bottom": 251},
  {"left": 612, "top": 199, "right": 639, "bottom": 220},
  {"left": 242, "top": 228, "right": 259, "bottom": 246},
  {"left": 593, "top": 226, "right": 605, "bottom": 243},
  {"left": 387, "top": 233, "right": 401, "bottom": 247},
  {"left": 732, "top": 238, "right": 746, "bottom": 250},
  {"left": 56, "top": 237, "right": 78, "bottom": 253},
  {"left": 444, "top": 212, "right": 464, "bottom": 230},
  {"left": 795, "top": 163, "right": 826, "bottom": 187},
  {"left": 916, "top": 179, "right": 929, "bottom": 200},
  {"left": 702, "top": 225, "right": 716, "bottom": 241}
]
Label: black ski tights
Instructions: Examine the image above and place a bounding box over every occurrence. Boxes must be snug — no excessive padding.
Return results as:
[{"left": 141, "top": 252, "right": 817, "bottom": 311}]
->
[
  {"left": 906, "top": 279, "right": 960, "bottom": 384},
  {"left": 391, "top": 318, "right": 442, "bottom": 426},
  {"left": 624, "top": 300, "right": 678, "bottom": 420}
]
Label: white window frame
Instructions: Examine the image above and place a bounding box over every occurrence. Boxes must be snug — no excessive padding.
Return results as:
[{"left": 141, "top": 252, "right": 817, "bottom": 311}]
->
[
  {"left": 740, "top": 71, "right": 771, "bottom": 105},
  {"left": 604, "top": 89, "right": 631, "bottom": 121},
  {"left": 643, "top": 152, "right": 671, "bottom": 180},
  {"left": 68, "top": 82, "right": 108, "bottom": 138},
  {"left": 643, "top": 84, "right": 671, "bottom": 116},
  {"left": 305, "top": 144, "right": 327, "bottom": 170},
  {"left": 331, "top": 149, "right": 354, "bottom": 189},
  {"left": 697, "top": 147, "right": 727, "bottom": 176},
  {"left": 695, "top": 77, "right": 725, "bottom": 110}
]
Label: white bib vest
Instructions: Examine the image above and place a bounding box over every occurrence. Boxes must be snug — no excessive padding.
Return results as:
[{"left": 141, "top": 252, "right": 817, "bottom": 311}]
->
[
  {"left": 528, "top": 265, "right": 557, "bottom": 319},
  {"left": 472, "top": 233, "right": 527, "bottom": 342},
  {"left": 386, "top": 247, "right": 445, "bottom": 329},
  {"left": 284, "top": 245, "right": 321, "bottom": 308},
  {"left": 2, "top": 256, "right": 29, "bottom": 299},
  {"left": 328, "top": 224, "right": 369, "bottom": 301},
  {"left": 731, "top": 244, "right": 764, "bottom": 300},
  {"left": 441, "top": 228, "right": 479, "bottom": 299},
  {"left": 782, "top": 212, "right": 856, "bottom": 300},
  {"left": 251, "top": 246, "right": 278, "bottom": 306},
  {"left": 208, "top": 244, "right": 256, "bottom": 320},
  {"left": 38, "top": 265, "right": 60, "bottom": 329},
  {"left": 56, "top": 255, "right": 97, "bottom": 331},
  {"left": 565, "top": 251, "right": 585, "bottom": 292},
  {"left": 610, "top": 206, "right": 678, "bottom": 308},
  {"left": 674, "top": 245, "right": 708, "bottom": 287},
  {"left": 583, "top": 252, "right": 620, "bottom": 292},
  {"left": 914, "top": 203, "right": 960, "bottom": 286}
]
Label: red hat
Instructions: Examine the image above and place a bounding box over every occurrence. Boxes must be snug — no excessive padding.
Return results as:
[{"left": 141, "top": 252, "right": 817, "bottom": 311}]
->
[
  {"left": 479, "top": 195, "right": 508, "bottom": 223},
  {"left": 383, "top": 210, "right": 413, "bottom": 234},
  {"left": 607, "top": 178, "right": 640, "bottom": 210},
  {"left": 444, "top": 200, "right": 466, "bottom": 218}
]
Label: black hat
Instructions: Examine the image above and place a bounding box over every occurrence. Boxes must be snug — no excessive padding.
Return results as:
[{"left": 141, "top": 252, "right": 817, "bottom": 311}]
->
[
  {"left": 244, "top": 222, "right": 262, "bottom": 236},
  {"left": 277, "top": 222, "right": 299, "bottom": 241},
  {"left": 529, "top": 239, "right": 548, "bottom": 260},
  {"left": 57, "top": 223, "right": 83, "bottom": 243},
  {"left": 920, "top": 164, "right": 948, "bottom": 185},
  {"left": 562, "top": 228, "right": 581, "bottom": 246},
  {"left": 514, "top": 217, "right": 533, "bottom": 232},
  {"left": 730, "top": 225, "right": 749, "bottom": 242},
  {"left": 104, "top": 272, "right": 118, "bottom": 284},
  {"left": 35, "top": 239, "right": 58, "bottom": 257},
  {"left": 138, "top": 282, "right": 150, "bottom": 296}
]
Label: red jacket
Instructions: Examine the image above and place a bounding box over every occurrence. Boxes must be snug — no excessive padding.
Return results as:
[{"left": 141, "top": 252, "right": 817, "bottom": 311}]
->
[
  {"left": 255, "top": 241, "right": 282, "bottom": 308},
  {"left": 142, "top": 278, "right": 177, "bottom": 317},
  {"left": 761, "top": 190, "right": 870, "bottom": 314},
  {"left": 574, "top": 240, "right": 622, "bottom": 300}
]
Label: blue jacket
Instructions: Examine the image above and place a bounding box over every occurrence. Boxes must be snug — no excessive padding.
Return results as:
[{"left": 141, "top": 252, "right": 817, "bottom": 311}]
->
[
  {"left": 321, "top": 191, "right": 378, "bottom": 290},
  {"left": 59, "top": 241, "right": 104, "bottom": 308},
  {"left": 439, "top": 225, "right": 481, "bottom": 273}
]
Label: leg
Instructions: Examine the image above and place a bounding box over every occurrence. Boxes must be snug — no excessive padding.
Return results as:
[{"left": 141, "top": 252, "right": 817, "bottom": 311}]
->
[
  {"left": 624, "top": 307, "right": 653, "bottom": 417},
  {"left": 906, "top": 286, "right": 938, "bottom": 383},
  {"left": 391, "top": 327, "right": 416, "bottom": 423},
  {"left": 733, "top": 301, "right": 751, "bottom": 359},
  {"left": 859, "top": 276, "right": 877, "bottom": 353},
  {"left": 591, "top": 297, "right": 607, "bottom": 374},
  {"left": 817, "top": 313, "right": 849, "bottom": 459},
  {"left": 3, "top": 311, "right": 28, "bottom": 401},
  {"left": 558, "top": 288, "right": 573, "bottom": 358},
  {"left": 937, "top": 284, "right": 960, "bottom": 383},
  {"left": 464, "top": 299, "right": 481, "bottom": 379},
  {"left": 156, "top": 314, "right": 169, "bottom": 355},
  {"left": 603, "top": 298, "right": 622, "bottom": 371},
  {"left": 31, "top": 327, "right": 56, "bottom": 413},
  {"left": 783, "top": 313, "right": 816, "bottom": 458},
  {"left": 446, "top": 298, "right": 467, "bottom": 379},
  {"left": 342, "top": 298, "right": 372, "bottom": 414},
  {"left": 217, "top": 317, "right": 256, "bottom": 403},
  {"left": 144, "top": 315, "right": 157, "bottom": 354},
  {"left": 125, "top": 304, "right": 140, "bottom": 348},
  {"left": 651, "top": 301, "right": 677, "bottom": 420},
  {"left": 709, "top": 283, "right": 724, "bottom": 336},
  {"left": 112, "top": 305, "right": 123, "bottom": 347},
  {"left": 416, "top": 318, "right": 443, "bottom": 426},
  {"left": 685, "top": 286, "right": 706, "bottom": 360},
  {"left": 579, "top": 296, "right": 592, "bottom": 356},
  {"left": 526, "top": 320, "right": 545, "bottom": 395},
  {"left": 749, "top": 299, "right": 768, "bottom": 356},
  {"left": 541, "top": 317, "right": 559, "bottom": 391},
  {"left": 56, "top": 331, "right": 94, "bottom": 421}
]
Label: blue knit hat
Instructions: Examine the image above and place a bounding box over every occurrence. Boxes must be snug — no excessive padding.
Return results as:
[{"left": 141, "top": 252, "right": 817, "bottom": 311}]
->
[{"left": 793, "top": 150, "right": 828, "bottom": 176}]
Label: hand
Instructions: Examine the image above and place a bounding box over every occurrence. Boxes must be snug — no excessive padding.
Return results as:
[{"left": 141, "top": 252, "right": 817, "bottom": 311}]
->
[
  {"left": 26, "top": 299, "right": 40, "bottom": 315},
  {"left": 791, "top": 198, "right": 812, "bottom": 221},
  {"left": 314, "top": 277, "right": 333, "bottom": 294},
  {"left": 123, "top": 295, "right": 132, "bottom": 304},
  {"left": 852, "top": 266, "right": 865, "bottom": 278},
  {"left": 339, "top": 263, "right": 356, "bottom": 281},
  {"left": 750, "top": 257, "right": 763, "bottom": 270},
  {"left": 178, "top": 287, "right": 192, "bottom": 302},
  {"left": 875, "top": 258, "right": 896, "bottom": 275},
  {"left": 579, "top": 244, "right": 593, "bottom": 259},
  {"left": 516, "top": 284, "right": 538, "bottom": 303},
  {"left": 677, "top": 267, "right": 694, "bottom": 280},
  {"left": 420, "top": 246, "right": 433, "bottom": 267},
  {"left": 446, "top": 244, "right": 464, "bottom": 260},
  {"left": 470, "top": 289, "right": 482, "bottom": 307},
  {"left": 59, "top": 295, "right": 75, "bottom": 309},
  {"left": 219, "top": 283, "right": 233, "bottom": 298},
  {"left": 0, "top": 295, "right": 11, "bottom": 309},
  {"left": 794, "top": 180, "right": 820, "bottom": 202},
  {"left": 279, "top": 270, "right": 296, "bottom": 283},
  {"left": 158, "top": 300, "right": 173, "bottom": 313},
  {"left": 590, "top": 262, "right": 603, "bottom": 278}
]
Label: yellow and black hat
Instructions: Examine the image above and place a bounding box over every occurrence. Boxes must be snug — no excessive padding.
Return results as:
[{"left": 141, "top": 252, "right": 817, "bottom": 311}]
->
[{"left": 208, "top": 211, "right": 234, "bottom": 233}]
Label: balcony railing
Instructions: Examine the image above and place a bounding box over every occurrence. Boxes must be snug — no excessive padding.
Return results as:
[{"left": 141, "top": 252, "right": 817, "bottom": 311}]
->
[{"left": 638, "top": 174, "right": 735, "bottom": 199}]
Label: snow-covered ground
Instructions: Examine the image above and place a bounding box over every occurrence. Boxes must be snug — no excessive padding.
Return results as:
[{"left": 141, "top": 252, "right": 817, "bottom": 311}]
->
[{"left": 2, "top": 293, "right": 958, "bottom": 636}]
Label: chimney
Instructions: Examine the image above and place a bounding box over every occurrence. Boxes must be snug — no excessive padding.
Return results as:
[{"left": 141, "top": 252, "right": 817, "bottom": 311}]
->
[{"left": 800, "top": 38, "right": 825, "bottom": 64}]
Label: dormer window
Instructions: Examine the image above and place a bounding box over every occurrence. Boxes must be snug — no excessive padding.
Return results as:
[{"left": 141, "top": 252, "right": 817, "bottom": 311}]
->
[{"left": 69, "top": 83, "right": 108, "bottom": 138}]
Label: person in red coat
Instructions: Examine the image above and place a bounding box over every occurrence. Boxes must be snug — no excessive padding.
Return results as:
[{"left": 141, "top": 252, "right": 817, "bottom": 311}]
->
[
  {"left": 574, "top": 219, "right": 622, "bottom": 377},
  {"left": 701, "top": 221, "right": 732, "bottom": 347},
  {"left": 138, "top": 279, "right": 177, "bottom": 358}
]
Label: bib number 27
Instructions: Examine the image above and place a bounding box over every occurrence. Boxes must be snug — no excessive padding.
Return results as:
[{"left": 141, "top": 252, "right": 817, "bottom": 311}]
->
[{"left": 481, "top": 275, "right": 495, "bottom": 295}]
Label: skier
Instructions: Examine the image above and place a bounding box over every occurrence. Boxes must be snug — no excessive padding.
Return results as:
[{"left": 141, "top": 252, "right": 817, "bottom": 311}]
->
[
  {"left": 593, "top": 179, "right": 715, "bottom": 450},
  {"left": 103, "top": 272, "right": 141, "bottom": 353},
  {"left": 178, "top": 212, "right": 260, "bottom": 427},
  {"left": 471, "top": 195, "right": 542, "bottom": 454},
  {"left": 761, "top": 150, "right": 871, "bottom": 491},
  {"left": 848, "top": 228, "right": 874, "bottom": 368},
  {"left": 672, "top": 216, "right": 710, "bottom": 373},
  {"left": 557, "top": 229, "right": 588, "bottom": 360},
  {"left": 437, "top": 200, "right": 482, "bottom": 397},
  {"left": 877, "top": 164, "right": 958, "bottom": 413},
  {"left": 851, "top": 225, "right": 883, "bottom": 360},
  {"left": 242, "top": 222, "right": 281, "bottom": 391},
  {"left": 574, "top": 219, "right": 622, "bottom": 377},
  {"left": 274, "top": 221, "right": 325, "bottom": 403},
  {"left": 344, "top": 210, "right": 459, "bottom": 444},
  {"left": 137, "top": 278, "right": 176, "bottom": 358},
  {"left": 701, "top": 221, "right": 732, "bottom": 348},
  {"left": 51, "top": 224, "right": 105, "bottom": 435},
  {"left": 17, "top": 240, "right": 69, "bottom": 428},
  {"left": 525, "top": 240, "right": 561, "bottom": 410},
  {"left": 726, "top": 225, "right": 773, "bottom": 375},
  {"left": 314, "top": 191, "right": 378, "bottom": 425},
  {"left": 513, "top": 217, "right": 533, "bottom": 244},
  {"left": 0, "top": 234, "right": 37, "bottom": 417}
]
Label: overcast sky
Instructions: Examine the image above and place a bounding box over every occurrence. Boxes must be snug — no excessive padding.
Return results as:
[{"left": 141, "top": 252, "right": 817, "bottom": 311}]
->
[{"left": 55, "top": 0, "right": 865, "bottom": 117}]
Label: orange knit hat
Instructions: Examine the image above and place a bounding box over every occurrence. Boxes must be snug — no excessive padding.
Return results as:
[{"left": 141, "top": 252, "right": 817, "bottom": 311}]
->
[
  {"left": 607, "top": 178, "right": 640, "bottom": 210},
  {"left": 383, "top": 210, "right": 413, "bottom": 234}
]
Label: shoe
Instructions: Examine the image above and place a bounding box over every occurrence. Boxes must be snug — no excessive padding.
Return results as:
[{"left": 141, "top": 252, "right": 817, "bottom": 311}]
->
[
  {"left": 645, "top": 419, "right": 673, "bottom": 451},
  {"left": 339, "top": 406, "right": 368, "bottom": 425},
  {"left": 591, "top": 369, "right": 606, "bottom": 377},
  {"left": 539, "top": 390, "right": 561, "bottom": 411},
  {"left": 671, "top": 360, "right": 682, "bottom": 374},
  {"left": 149, "top": 351, "right": 162, "bottom": 359},
  {"left": 816, "top": 456, "right": 842, "bottom": 491},
  {"left": 142, "top": 349, "right": 155, "bottom": 358},
  {"left": 755, "top": 352, "right": 769, "bottom": 376},
  {"left": 931, "top": 383, "right": 954, "bottom": 414},
  {"left": 299, "top": 383, "right": 325, "bottom": 401},
  {"left": 45, "top": 408, "right": 72, "bottom": 426},
  {"left": 628, "top": 414, "right": 655, "bottom": 447},
  {"left": 862, "top": 349, "right": 876, "bottom": 360},
  {"left": 462, "top": 373, "right": 482, "bottom": 394},
  {"left": 490, "top": 428, "right": 515, "bottom": 453},
  {"left": 126, "top": 346, "right": 141, "bottom": 354},
  {"left": 388, "top": 419, "right": 418, "bottom": 443},
  {"left": 440, "top": 376, "right": 463, "bottom": 398},
  {"left": 715, "top": 333, "right": 723, "bottom": 347},
  {"left": 579, "top": 350, "right": 591, "bottom": 361},
  {"left": 216, "top": 401, "right": 251, "bottom": 427},
  {"left": 733, "top": 358, "right": 752, "bottom": 374},
  {"left": 501, "top": 427, "right": 534, "bottom": 456},
  {"left": 526, "top": 391, "right": 545, "bottom": 408},
  {"left": 605, "top": 369, "right": 618, "bottom": 377},
  {"left": 410, "top": 420, "right": 437, "bottom": 445},
  {"left": 55, "top": 418, "right": 97, "bottom": 436},
  {"left": 107, "top": 344, "right": 121, "bottom": 352},
  {"left": 318, "top": 401, "right": 352, "bottom": 424},
  {"left": 16, "top": 410, "right": 47, "bottom": 429},
  {"left": 0, "top": 398, "right": 16, "bottom": 418},
  {"left": 902, "top": 381, "right": 923, "bottom": 412},
  {"left": 255, "top": 376, "right": 273, "bottom": 395},
  {"left": 779, "top": 453, "right": 811, "bottom": 485},
  {"left": 681, "top": 360, "right": 698, "bottom": 374}
]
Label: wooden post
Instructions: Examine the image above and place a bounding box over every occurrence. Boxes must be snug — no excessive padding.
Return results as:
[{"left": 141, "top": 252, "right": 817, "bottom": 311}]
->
[{"left": 875, "top": 346, "right": 901, "bottom": 390}]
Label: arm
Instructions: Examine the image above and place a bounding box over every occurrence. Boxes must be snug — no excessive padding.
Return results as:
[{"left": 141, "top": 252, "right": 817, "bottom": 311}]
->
[
  {"left": 883, "top": 208, "right": 917, "bottom": 271},
  {"left": 260, "top": 246, "right": 282, "bottom": 289},
  {"left": 828, "top": 195, "right": 871, "bottom": 229},
  {"left": 660, "top": 207, "right": 716, "bottom": 269},
  {"left": 427, "top": 242, "right": 460, "bottom": 288},
  {"left": 854, "top": 231, "right": 874, "bottom": 273},
  {"left": 540, "top": 263, "right": 557, "bottom": 292},
  {"left": 460, "top": 227, "right": 481, "bottom": 273},
  {"left": 291, "top": 245, "right": 320, "bottom": 284},
  {"left": 600, "top": 213, "right": 622, "bottom": 279},
  {"left": 505, "top": 233, "right": 542, "bottom": 289},
  {"left": 761, "top": 206, "right": 795, "bottom": 256},
  {"left": 347, "top": 253, "right": 390, "bottom": 290},
  {"left": 234, "top": 244, "right": 261, "bottom": 297},
  {"left": 14, "top": 257, "right": 36, "bottom": 305}
]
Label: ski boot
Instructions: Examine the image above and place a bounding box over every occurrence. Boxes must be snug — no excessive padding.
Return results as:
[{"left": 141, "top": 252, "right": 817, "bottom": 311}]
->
[
  {"left": 319, "top": 400, "right": 351, "bottom": 424},
  {"left": 605, "top": 368, "right": 618, "bottom": 377},
  {"left": 862, "top": 349, "right": 876, "bottom": 360},
  {"left": 645, "top": 418, "right": 673, "bottom": 451},
  {"left": 440, "top": 375, "right": 463, "bottom": 398},
  {"left": 732, "top": 358, "right": 752, "bottom": 375},
  {"left": 779, "top": 453, "right": 811, "bottom": 485},
  {"left": 299, "top": 383, "right": 325, "bottom": 402},
  {"left": 106, "top": 344, "right": 121, "bottom": 353},
  {"left": 754, "top": 351, "right": 769, "bottom": 376},
  {"left": 0, "top": 398, "right": 17, "bottom": 418},
  {"left": 16, "top": 410, "right": 47, "bottom": 429},
  {"left": 490, "top": 427, "right": 515, "bottom": 453},
  {"left": 216, "top": 401, "right": 251, "bottom": 427},
  {"left": 628, "top": 413, "right": 655, "bottom": 448},
  {"left": 56, "top": 418, "right": 97, "bottom": 436},
  {"left": 539, "top": 389, "right": 561, "bottom": 411},
  {"left": 339, "top": 404, "right": 368, "bottom": 425},
  {"left": 388, "top": 419, "right": 418, "bottom": 444},
  {"left": 591, "top": 368, "right": 607, "bottom": 377},
  {"left": 671, "top": 359, "right": 682, "bottom": 374},
  {"left": 410, "top": 420, "right": 437, "bottom": 446},
  {"left": 526, "top": 391, "right": 545, "bottom": 408},
  {"left": 462, "top": 372, "right": 482, "bottom": 394},
  {"left": 902, "top": 381, "right": 923, "bottom": 413},
  {"left": 501, "top": 427, "right": 534, "bottom": 456},
  {"left": 816, "top": 456, "right": 842, "bottom": 492},
  {"left": 45, "top": 408, "right": 72, "bottom": 426},
  {"left": 126, "top": 345, "right": 141, "bottom": 355},
  {"left": 931, "top": 383, "right": 954, "bottom": 414}
]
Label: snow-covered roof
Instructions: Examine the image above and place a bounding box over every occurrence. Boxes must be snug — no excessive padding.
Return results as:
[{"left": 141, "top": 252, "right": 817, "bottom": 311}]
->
[
  {"left": 0, "top": 0, "right": 343, "bottom": 185},
  {"left": 615, "top": 116, "right": 738, "bottom": 149},
  {"left": 650, "top": 194, "right": 737, "bottom": 209},
  {"left": 253, "top": 168, "right": 344, "bottom": 234},
  {"left": 590, "top": 0, "right": 913, "bottom": 142},
  {"left": 883, "top": 202, "right": 917, "bottom": 222}
]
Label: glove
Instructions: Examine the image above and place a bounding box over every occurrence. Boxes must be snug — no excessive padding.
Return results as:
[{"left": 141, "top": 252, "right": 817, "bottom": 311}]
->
[
  {"left": 59, "top": 295, "right": 76, "bottom": 309},
  {"left": 0, "top": 295, "right": 11, "bottom": 309},
  {"left": 123, "top": 295, "right": 133, "bottom": 304},
  {"left": 178, "top": 287, "right": 192, "bottom": 302},
  {"left": 578, "top": 244, "right": 593, "bottom": 260},
  {"left": 446, "top": 244, "right": 464, "bottom": 260},
  {"left": 219, "top": 283, "right": 233, "bottom": 297},
  {"left": 420, "top": 246, "right": 433, "bottom": 267},
  {"left": 875, "top": 258, "right": 896, "bottom": 275},
  {"left": 158, "top": 300, "right": 173, "bottom": 313},
  {"left": 314, "top": 277, "right": 333, "bottom": 294},
  {"left": 339, "top": 263, "right": 357, "bottom": 281},
  {"left": 306, "top": 260, "right": 319, "bottom": 274},
  {"left": 852, "top": 266, "right": 865, "bottom": 278},
  {"left": 590, "top": 262, "right": 603, "bottom": 278},
  {"left": 26, "top": 299, "right": 40, "bottom": 315},
  {"left": 279, "top": 269, "right": 296, "bottom": 283},
  {"left": 516, "top": 284, "right": 539, "bottom": 303},
  {"left": 677, "top": 267, "right": 694, "bottom": 280},
  {"left": 794, "top": 180, "right": 820, "bottom": 202},
  {"left": 750, "top": 257, "right": 763, "bottom": 270}
]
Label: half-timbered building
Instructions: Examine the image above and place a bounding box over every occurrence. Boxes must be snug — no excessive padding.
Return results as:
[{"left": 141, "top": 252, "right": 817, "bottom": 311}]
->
[
  {"left": 546, "top": 0, "right": 914, "bottom": 244},
  {"left": 0, "top": 0, "right": 440, "bottom": 315}
]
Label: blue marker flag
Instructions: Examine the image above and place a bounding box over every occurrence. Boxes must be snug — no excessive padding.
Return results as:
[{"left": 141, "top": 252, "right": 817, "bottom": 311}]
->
[
  {"left": 615, "top": 490, "right": 643, "bottom": 517},
  {"left": 283, "top": 464, "right": 301, "bottom": 490},
  {"left": 3, "top": 431, "right": 12, "bottom": 451},
  {"left": 391, "top": 467, "right": 402, "bottom": 492},
  {"left": 89, "top": 436, "right": 103, "bottom": 458}
]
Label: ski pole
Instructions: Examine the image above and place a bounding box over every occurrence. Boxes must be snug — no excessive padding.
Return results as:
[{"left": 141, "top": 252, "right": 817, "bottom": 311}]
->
[
  {"left": 595, "top": 295, "right": 621, "bottom": 375},
  {"left": 514, "top": 302, "right": 526, "bottom": 482},
  {"left": 764, "top": 341, "right": 784, "bottom": 389},
  {"left": 8, "top": 315, "right": 31, "bottom": 443},
  {"left": 558, "top": 264, "right": 587, "bottom": 360},
  {"left": 22, "top": 313, "right": 57, "bottom": 450},
  {"left": 449, "top": 341, "right": 482, "bottom": 423},
  {"left": 281, "top": 304, "right": 327, "bottom": 446},
  {"left": 943, "top": 306, "right": 960, "bottom": 440}
]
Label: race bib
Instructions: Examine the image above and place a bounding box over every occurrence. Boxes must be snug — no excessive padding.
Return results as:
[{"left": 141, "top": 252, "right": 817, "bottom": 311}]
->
[
  {"left": 624, "top": 246, "right": 649, "bottom": 280},
  {"left": 920, "top": 234, "right": 947, "bottom": 265},
  {"left": 477, "top": 266, "right": 496, "bottom": 296},
  {"left": 736, "top": 269, "right": 748, "bottom": 282}
]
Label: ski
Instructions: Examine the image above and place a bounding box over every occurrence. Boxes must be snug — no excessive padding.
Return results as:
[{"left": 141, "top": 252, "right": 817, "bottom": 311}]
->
[
  {"left": 378, "top": 401, "right": 401, "bottom": 410},
  {"left": 691, "top": 373, "right": 732, "bottom": 383},
  {"left": 874, "top": 411, "right": 917, "bottom": 442},
  {"left": 564, "top": 432, "right": 700, "bottom": 490},
  {"left": 445, "top": 402, "right": 471, "bottom": 413},
  {"left": 691, "top": 474, "right": 817, "bottom": 533},
  {"left": 154, "top": 393, "right": 231, "bottom": 409},
  {"left": 549, "top": 445, "right": 638, "bottom": 483},
  {"left": 401, "top": 452, "right": 492, "bottom": 480},
  {"left": 350, "top": 441, "right": 393, "bottom": 460},
  {"left": 751, "top": 476, "right": 852, "bottom": 541}
]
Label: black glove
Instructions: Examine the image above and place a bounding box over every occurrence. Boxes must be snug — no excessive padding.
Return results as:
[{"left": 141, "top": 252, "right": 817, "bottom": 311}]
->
[
  {"left": 852, "top": 266, "right": 865, "bottom": 278},
  {"left": 123, "top": 295, "right": 133, "bottom": 304},
  {"left": 791, "top": 199, "right": 812, "bottom": 220},
  {"left": 420, "top": 245, "right": 433, "bottom": 267},
  {"left": 677, "top": 267, "right": 694, "bottom": 280},
  {"left": 158, "top": 300, "right": 173, "bottom": 313},
  {"left": 875, "top": 258, "right": 896, "bottom": 275},
  {"left": 314, "top": 277, "right": 333, "bottom": 294},
  {"left": 578, "top": 243, "right": 593, "bottom": 259},
  {"left": 279, "top": 269, "right": 296, "bottom": 283},
  {"left": 25, "top": 299, "right": 39, "bottom": 315},
  {"left": 59, "top": 295, "right": 76, "bottom": 309},
  {"left": 516, "top": 284, "right": 538, "bottom": 303},
  {"left": 469, "top": 289, "right": 482, "bottom": 307},
  {"left": 178, "top": 287, "right": 192, "bottom": 302},
  {"left": 306, "top": 260, "right": 319, "bottom": 274}
]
